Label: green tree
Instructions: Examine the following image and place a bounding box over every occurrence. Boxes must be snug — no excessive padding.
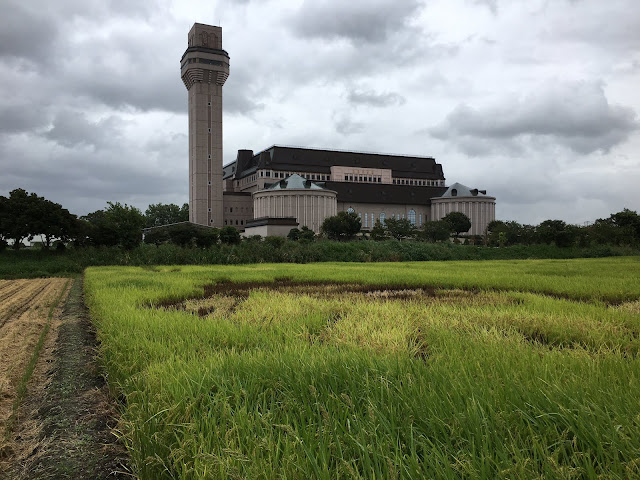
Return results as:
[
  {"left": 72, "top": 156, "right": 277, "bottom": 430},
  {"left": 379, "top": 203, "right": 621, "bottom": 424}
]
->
[
  {"left": 420, "top": 220, "right": 451, "bottom": 242},
  {"left": 442, "top": 212, "right": 471, "bottom": 237},
  {"left": 299, "top": 226, "right": 315, "bottom": 242},
  {"left": 536, "top": 220, "right": 567, "bottom": 245},
  {"left": 287, "top": 228, "right": 301, "bottom": 241},
  {"left": 145, "top": 203, "right": 189, "bottom": 227},
  {"left": 144, "top": 228, "right": 170, "bottom": 246},
  {"left": 219, "top": 226, "right": 241, "bottom": 245},
  {"left": 369, "top": 219, "right": 387, "bottom": 241},
  {"left": 167, "top": 223, "right": 198, "bottom": 247},
  {"left": 0, "top": 189, "right": 39, "bottom": 249},
  {"left": 83, "top": 202, "right": 145, "bottom": 249},
  {"left": 194, "top": 227, "right": 219, "bottom": 248},
  {"left": 487, "top": 220, "right": 527, "bottom": 246},
  {"left": 320, "top": 211, "right": 361, "bottom": 241},
  {"left": 609, "top": 209, "right": 640, "bottom": 245},
  {"left": 31, "top": 199, "right": 78, "bottom": 249},
  {"left": 383, "top": 217, "right": 416, "bottom": 240}
]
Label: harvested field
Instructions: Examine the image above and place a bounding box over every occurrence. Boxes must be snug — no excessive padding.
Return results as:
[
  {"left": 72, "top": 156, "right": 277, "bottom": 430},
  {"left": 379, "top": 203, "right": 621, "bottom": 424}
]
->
[
  {"left": 1, "top": 278, "right": 129, "bottom": 479},
  {"left": 0, "top": 278, "right": 69, "bottom": 462}
]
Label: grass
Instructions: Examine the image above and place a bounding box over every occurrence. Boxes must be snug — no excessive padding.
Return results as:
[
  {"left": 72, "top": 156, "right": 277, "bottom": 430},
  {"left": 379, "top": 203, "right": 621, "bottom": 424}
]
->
[
  {"left": 84, "top": 258, "right": 640, "bottom": 479},
  {"left": 2, "top": 241, "right": 637, "bottom": 279}
]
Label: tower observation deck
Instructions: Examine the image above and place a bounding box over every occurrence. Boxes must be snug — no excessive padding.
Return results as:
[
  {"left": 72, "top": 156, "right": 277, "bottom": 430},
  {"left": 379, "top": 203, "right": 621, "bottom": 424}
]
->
[{"left": 181, "top": 23, "right": 229, "bottom": 227}]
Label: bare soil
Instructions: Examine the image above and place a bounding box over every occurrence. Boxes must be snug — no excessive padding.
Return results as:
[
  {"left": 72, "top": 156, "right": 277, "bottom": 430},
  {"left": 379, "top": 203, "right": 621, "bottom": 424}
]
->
[{"left": 1, "top": 278, "right": 129, "bottom": 480}]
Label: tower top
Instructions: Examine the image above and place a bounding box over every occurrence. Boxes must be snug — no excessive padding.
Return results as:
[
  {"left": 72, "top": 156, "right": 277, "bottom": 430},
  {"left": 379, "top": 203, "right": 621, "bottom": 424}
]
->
[{"left": 188, "top": 23, "right": 222, "bottom": 50}]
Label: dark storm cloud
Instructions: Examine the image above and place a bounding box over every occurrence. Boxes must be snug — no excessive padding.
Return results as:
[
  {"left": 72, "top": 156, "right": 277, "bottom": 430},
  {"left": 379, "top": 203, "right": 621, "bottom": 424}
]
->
[
  {"left": 0, "top": 1, "right": 60, "bottom": 66},
  {"left": 347, "top": 89, "right": 406, "bottom": 108},
  {"left": 0, "top": 105, "right": 49, "bottom": 135},
  {"left": 0, "top": 130, "right": 187, "bottom": 215},
  {"left": 430, "top": 81, "right": 639, "bottom": 155},
  {"left": 290, "top": 0, "right": 424, "bottom": 44}
]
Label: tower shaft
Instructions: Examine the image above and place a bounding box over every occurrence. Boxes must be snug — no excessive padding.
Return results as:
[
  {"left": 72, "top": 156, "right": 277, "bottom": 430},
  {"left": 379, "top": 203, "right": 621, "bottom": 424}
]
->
[{"left": 181, "top": 24, "right": 229, "bottom": 227}]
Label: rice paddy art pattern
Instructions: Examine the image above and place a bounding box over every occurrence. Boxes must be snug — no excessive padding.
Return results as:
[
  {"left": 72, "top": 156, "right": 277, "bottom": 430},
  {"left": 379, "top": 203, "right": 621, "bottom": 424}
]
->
[{"left": 85, "top": 258, "right": 640, "bottom": 479}]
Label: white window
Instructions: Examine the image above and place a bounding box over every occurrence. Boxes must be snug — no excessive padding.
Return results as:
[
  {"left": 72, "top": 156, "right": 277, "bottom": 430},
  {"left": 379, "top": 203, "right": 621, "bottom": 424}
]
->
[
  {"left": 380, "top": 213, "right": 386, "bottom": 225},
  {"left": 408, "top": 209, "right": 416, "bottom": 225},
  {"left": 364, "top": 213, "right": 368, "bottom": 228},
  {"left": 347, "top": 207, "right": 355, "bottom": 214}
]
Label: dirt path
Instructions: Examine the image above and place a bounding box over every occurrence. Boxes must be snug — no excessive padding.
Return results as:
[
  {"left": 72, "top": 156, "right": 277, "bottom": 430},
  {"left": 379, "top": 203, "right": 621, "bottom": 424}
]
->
[{"left": 1, "top": 278, "right": 129, "bottom": 479}]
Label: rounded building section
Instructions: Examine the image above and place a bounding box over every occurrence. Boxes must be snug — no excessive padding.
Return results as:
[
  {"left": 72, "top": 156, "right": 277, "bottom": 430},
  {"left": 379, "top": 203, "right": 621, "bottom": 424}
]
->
[
  {"left": 251, "top": 175, "right": 337, "bottom": 234},
  {"left": 431, "top": 182, "right": 496, "bottom": 236}
]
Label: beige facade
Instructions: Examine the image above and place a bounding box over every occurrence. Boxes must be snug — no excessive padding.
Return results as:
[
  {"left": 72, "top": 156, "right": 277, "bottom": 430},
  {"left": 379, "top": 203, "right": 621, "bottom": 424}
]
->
[
  {"left": 222, "top": 192, "right": 253, "bottom": 228},
  {"left": 181, "top": 24, "right": 229, "bottom": 227},
  {"left": 330, "top": 166, "right": 393, "bottom": 184},
  {"left": 337, "top": 202, "right": 430, "bottom": 229},
  {"left": 253, "top": 188, "right": 338, "bottom": 233}
]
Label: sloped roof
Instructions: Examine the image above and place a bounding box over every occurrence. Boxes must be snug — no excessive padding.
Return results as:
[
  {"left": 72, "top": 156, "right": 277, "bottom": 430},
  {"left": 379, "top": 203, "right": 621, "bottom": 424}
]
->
[
  {"left": 325, "top": 182, "right": 447, "bottom": 205},
  {"left": 437, "top": 182, "right": 493, "bottom": 198},
  {"left": 264, "top": 174, "right": 329, "bottom": 190},
  {"left": 226, "top": 145, "right": 445, "bottom": 180}
]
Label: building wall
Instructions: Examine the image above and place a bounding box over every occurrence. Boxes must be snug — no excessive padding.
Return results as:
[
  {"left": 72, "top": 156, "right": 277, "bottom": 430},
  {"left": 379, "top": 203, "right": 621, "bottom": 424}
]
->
[
  {"left": 242, "top": 224, "right": 298, "bottom": 238},
  {"left": 222, "top": 194, "right": 253, "bottom": 228},
  {"left": 253, "top": 190, "right": 338, "bottom": 233},
  {"left": 182, "top": 24, "right": 229, "bottom": 228},
  {"left": 330, "top": 166, "right": 392, "bottom": 184},
  {"left": 337, "top": 202, "right": 431, "bottom": 229},
  {"left": 431, "top": 197, "right": 496, "bottom": 236}
]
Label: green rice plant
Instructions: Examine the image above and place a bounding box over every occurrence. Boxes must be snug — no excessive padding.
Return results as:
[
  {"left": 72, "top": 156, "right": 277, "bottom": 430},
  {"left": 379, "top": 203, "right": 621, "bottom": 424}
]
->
[{"left": 85, "top": 258, "right": 640, "bottom": 479}]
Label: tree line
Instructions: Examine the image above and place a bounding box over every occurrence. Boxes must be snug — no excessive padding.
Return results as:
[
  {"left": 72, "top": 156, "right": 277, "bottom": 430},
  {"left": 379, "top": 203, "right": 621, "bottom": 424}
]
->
[
  {"left": 319, "top": 211, "right": 472, "bottom": 242},
  {"left": 1, "top": 187, "right": 639, "bottom": 250},
  {"left": 0, "top": 189, "right": 190, "bottom": 250}
]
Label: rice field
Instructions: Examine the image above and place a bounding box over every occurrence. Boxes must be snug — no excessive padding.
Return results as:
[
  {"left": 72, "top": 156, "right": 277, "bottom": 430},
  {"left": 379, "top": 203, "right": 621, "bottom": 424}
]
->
[{"left": 85, "top": 257, "right": 640, "bottom": 479}]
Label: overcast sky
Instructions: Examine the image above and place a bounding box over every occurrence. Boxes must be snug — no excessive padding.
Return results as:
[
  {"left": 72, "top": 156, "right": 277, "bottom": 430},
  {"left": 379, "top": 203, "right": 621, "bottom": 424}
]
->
[{"left": 1, "top": 0, "right": 638, "bottom": 224}]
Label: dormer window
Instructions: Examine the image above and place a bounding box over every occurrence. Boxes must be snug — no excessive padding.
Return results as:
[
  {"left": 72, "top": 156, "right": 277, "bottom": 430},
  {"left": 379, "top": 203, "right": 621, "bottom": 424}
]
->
[{"left": 451, "top": 189, "right": 457, "bottom": 197}]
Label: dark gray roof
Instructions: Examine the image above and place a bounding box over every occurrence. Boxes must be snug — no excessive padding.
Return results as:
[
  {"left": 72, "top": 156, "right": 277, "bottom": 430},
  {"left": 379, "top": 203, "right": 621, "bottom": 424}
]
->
[
  {"left": 325, "top": 182, "right": 448, "bottom": 206},
  {"left": 227, "top": 145, "right": 445, "bottom": 181},
  {"left": 222, "top": 162, "right": 236, "bottom": 179}
]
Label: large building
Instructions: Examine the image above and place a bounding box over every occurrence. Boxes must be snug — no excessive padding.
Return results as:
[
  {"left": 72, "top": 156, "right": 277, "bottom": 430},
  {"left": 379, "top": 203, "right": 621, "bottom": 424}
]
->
[{"left": 181, "top": 23, "right": 495, "bottom": 237}]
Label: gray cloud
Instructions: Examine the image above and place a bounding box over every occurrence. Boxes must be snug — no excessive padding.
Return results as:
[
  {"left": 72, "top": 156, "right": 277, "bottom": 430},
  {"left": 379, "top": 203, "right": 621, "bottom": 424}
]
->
[
  {"left": 0, "top": 2, "right": 60, "bottom": 66},
  {"left": 290, "top": 0, "right": 424, "bottom": 44},
  {"left": 347, "top": 89, "right": 406, "bottom": 108},
  {"left": 549, "top": 2, "right": 640, "bottom": 54},
  {"left": 44, "top": 111, "right": 125, "bottom": 148},
  {"left": 0, "top": 104, "right": 49, "bottom": 135},
  {"left": 334, "top": 114, "right": 365, "bottom": 135},
  {"left": 430, "top": 81, "right": 638, "bottom": 155}
]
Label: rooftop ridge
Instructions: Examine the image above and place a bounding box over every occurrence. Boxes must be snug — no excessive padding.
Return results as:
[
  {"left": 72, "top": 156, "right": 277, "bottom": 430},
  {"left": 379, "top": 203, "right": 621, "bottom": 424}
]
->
[{"left": 254, "top": 144, "right": 436, "bottom": 160}]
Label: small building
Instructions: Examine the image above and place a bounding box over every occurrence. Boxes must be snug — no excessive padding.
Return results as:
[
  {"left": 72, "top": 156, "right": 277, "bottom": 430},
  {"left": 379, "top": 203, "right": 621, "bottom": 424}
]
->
[
  {"left": 249, "top": 174, "right": 337, "bottom": 234},
  {"left": 431, "top": 182, "right": 496, "bottom": 236}
]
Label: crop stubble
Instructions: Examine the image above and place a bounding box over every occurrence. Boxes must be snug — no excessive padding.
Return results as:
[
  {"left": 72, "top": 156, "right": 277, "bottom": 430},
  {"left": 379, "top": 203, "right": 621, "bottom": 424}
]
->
[{"left": 0, "top": 278, "right": 69, "bottom": 459}]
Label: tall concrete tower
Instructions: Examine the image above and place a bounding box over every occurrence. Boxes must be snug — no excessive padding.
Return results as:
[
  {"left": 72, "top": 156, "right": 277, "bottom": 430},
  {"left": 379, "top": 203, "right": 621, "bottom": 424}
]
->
[{"left": 181, "top": 23, "right": 229, "bottom": 226}]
